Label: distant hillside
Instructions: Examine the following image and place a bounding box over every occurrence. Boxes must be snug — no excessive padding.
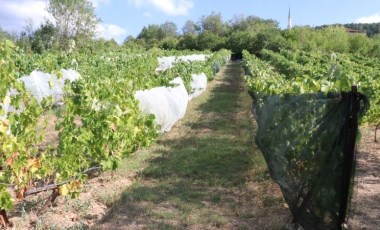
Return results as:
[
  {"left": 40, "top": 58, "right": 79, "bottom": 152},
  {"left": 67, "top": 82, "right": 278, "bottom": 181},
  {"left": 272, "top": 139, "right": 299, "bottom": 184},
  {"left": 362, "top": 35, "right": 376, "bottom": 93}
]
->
[{"left": 316, "top": 23, "right": 380, "bottom": 36}]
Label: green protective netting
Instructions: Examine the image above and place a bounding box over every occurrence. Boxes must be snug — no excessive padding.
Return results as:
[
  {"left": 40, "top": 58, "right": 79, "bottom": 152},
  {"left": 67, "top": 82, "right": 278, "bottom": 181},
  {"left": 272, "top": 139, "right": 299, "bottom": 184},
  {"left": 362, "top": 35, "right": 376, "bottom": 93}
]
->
[{"left": 251, "top": 91, "right": 369, "bottom": 229}]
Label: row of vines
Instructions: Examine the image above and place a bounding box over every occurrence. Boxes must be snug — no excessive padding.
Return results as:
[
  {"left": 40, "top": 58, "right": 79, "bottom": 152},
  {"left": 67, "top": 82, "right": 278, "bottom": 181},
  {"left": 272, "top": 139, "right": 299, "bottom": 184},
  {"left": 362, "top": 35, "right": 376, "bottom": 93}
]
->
[
  {"left": 242, "top": 48, "right": 375, "bottom": 228},
  {"left": 242, "top": 48, "right": 379, "bottom": 129},
  {"left": 0, "top": 39, "right": 230, "bottom": 225}
]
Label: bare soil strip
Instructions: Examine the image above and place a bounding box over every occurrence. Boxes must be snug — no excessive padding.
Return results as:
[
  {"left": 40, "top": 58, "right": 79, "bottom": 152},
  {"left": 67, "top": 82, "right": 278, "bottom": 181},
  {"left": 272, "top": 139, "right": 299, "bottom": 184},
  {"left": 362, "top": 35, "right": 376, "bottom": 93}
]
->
[{"left": 349, "top": 128, "right": 380, "bottom": 230}]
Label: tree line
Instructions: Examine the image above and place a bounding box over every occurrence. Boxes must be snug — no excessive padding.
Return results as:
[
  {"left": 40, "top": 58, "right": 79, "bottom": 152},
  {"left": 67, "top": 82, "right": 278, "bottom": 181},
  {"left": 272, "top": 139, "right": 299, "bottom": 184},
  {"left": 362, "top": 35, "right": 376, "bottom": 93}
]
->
[
  {"left": 316, "top": 22, "right": 380, "bottom": 37},
  {"left": 2, "top": 0, "right": 380, "bottom": 59}
]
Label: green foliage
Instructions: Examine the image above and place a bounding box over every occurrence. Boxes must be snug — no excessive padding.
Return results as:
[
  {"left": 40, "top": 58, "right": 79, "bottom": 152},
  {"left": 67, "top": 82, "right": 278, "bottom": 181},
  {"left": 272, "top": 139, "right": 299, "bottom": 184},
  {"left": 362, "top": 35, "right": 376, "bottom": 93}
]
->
[
  {"left": 30, "top": 21, "right": 57, "bottom": 54},
  {"left": 137, "top": 25, "right": 162, "bottom": 41},
  {"left": 226, "top": 31, "right": 255, "bottom": 56},
  {"left": 132, "top": 13, "right": 285, "bottom": 53},
  {"left": 349, "top": 34, "right": 371, "bottom": 54},
  {"left": 242, "top": 46, "right": 372, "bottom": 229},
  {"left": 0, "top": 40, "right": 48, "bottom": 210},
  {"left": 282, "top": 26, "right": 317, "bottom": 51},
  {"left": 226, "top": 16, "right": 284, "bottom": 57},
  {"left": 369, "top": 36, "right": 380, "bottom": 58},
  {"left": 316, "top": 22, "right": 380, "bottom": 37},
  {"left": 182, "top": 20, "right": 200, "bottom": 35},
  {"left": 0, "top": 27, "right": 14, "bottom": 42},
  {"left": 242, "top": 48, "right": 379, "bottom": 125},
  {"left": 196, "top": 32, "right": 226, "bottom": 51},
  {"left": 319, "top": 26, "right": 350, "bottom": 53},
  {"left": 159, "top": 37, "right": 179, "bottom": 50},
  {"left": 177, "top": 34, "right": 198, "bottom": 50},
  {"left": 200, "top": 12, "right": 228, "bottom": 36},
  {"left": 137, "top": 21, "right": 179, "bottom": 49},
  {"left": 231, "top": 15, "right": 280, "bottom": 32},
  {"left": 159, "top": 21, "right": 179, "bottom": 38},
  {"left": 0, "top": 40, "right": 230, "bottom": 214},
  {"left": 158, "top": 49, "right": 231, "bottom": 92},
  {"left": 282, "top": 26, "right": 380, "bottom": 55}
]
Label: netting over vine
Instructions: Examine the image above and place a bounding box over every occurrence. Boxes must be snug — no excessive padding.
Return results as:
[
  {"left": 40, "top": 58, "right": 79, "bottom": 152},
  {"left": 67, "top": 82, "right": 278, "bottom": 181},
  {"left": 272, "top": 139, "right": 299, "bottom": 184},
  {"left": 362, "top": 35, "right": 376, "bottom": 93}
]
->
[{"left": 251, "top": 91, "right": 369, "bottom": 229}]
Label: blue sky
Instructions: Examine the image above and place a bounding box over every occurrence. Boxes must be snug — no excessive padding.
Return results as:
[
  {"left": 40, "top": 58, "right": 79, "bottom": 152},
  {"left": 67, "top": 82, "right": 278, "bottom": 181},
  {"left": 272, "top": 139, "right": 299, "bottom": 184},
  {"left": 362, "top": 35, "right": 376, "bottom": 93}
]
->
[{"left": 1, "top": 0, "right": 380, "bottom": 43}]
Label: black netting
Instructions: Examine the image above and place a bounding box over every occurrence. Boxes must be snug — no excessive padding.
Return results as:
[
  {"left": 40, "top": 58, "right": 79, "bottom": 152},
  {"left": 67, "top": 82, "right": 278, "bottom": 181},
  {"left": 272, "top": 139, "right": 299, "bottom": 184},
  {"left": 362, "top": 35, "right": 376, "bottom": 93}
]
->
[{"left": 250, "top": 91, "right": 369, "bottom": 229}]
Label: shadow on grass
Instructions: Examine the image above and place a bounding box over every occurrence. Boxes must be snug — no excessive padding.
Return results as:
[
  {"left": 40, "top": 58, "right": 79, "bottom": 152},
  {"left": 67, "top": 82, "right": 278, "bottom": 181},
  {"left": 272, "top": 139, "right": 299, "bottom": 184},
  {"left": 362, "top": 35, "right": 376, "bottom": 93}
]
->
[{"left": 93, "top": 62, "right": 280, "bottom": 229}]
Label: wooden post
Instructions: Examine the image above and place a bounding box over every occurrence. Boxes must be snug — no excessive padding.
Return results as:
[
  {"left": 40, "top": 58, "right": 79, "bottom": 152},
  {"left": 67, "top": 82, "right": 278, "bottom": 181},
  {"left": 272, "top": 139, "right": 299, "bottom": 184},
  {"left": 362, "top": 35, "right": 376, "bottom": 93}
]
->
[
  {"left": 0, "top": 210, "right": 11, "bottom": 227},
  {"left": 339, "top": 86, "right": 359, "bottom": 227},
  {"left": 44, "top": 188, "right": 60, "bottom": 208}
]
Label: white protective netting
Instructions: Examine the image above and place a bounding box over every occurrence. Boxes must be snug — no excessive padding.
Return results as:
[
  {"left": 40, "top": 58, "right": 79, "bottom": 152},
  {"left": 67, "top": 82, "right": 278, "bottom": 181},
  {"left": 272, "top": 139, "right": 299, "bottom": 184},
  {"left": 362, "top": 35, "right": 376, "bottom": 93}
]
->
[
  {"left": 0, "top": 69, "right": 80, "bottom": 120},
  {"left": 19, "top": 69, "right": 79, "bottom": 105},
  {"left": 136, "top": 53, "right": 211, "bottom": 132},
  {"left": 188, "top": 73, "right": 207, "bottom": 101},
  {"left": 134, "top": 77, "right": 189, "bottom": 132},
  {"left": 135, "top": 72, "right": 209, "bottom": 132},
  {"left": 156, "top": 54, "right": 209, "bottom": 72}
]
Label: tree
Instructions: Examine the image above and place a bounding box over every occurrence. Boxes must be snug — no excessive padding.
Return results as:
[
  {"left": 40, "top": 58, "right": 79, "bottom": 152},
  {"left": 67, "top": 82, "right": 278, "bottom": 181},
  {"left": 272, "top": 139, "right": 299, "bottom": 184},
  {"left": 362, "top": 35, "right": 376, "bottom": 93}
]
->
[
  {"left": 137, "top": 25, "right": 161, "bottom": 41},
  {"left": 369, "top": 35, "right": 380, "bottom": 58},
  {"left": 229, "top": 14, "right": 248, "bottom": 31},
  {"left": 159, "top": 37, "right": 179, "bottom": 50},
  {"left": 182, "top": 20, "right": 200, "bottom": 35},
  {"left": 200, "top": 12, "right": 228, "bottom": 36},
  {"left": 283, "top": 26, "right": 317, "bottom": 51},
  {"left": 47, "top": 0, "right": 100, "bottom": 49},
  {"left": 160, "top": 21, "right": 178, "bottom": 38},
  {"left": 196, "top": 31, "right": 225, "bottom": 51},
  {"left": 123, "top": 35, "right": 136, "bottom": 44},
  {"left": 30, "top": 21, "right": 57, "bottom": 53},
  {"left": 318, "top": 26, "right": 350, "bottom": 53},
  {"left": 137, "top": 25, "right": 161, "bottom": 48},
  {"left": 177, "top": 34, "right": 198, "bottom": 50},
  {"left": 226, "top": 31, "right": 255, "bottom": 57},
  {"left": 136, "top": 22, "right": 179, "bottom": 49}
]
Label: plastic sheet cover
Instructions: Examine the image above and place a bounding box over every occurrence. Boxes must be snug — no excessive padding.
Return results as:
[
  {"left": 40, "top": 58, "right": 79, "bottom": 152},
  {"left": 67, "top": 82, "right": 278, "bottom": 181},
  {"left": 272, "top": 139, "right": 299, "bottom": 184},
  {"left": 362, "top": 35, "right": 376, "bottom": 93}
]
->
[
  {"left": 19, "top": 69, "right": 80, "bottom": 105},
  {"left": 156, "top": 54, "right": 209, "bottom": 72},
  {"left": 189, "top": 73, "right": 207, "bottom": 101},
  {"left": 0, "top": 69, "right": 80, "bottom": 120},
  {"left": 135, "top": 77, "right": 189, "bottom": 132}
]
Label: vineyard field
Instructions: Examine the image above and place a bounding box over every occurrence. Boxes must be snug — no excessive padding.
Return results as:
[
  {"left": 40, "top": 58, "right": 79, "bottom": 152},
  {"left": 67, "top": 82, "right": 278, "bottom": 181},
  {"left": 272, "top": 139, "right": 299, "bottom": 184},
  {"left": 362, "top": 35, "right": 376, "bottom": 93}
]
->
[{"left": 0, "top": 38, "right": 231, "bottom": 225}]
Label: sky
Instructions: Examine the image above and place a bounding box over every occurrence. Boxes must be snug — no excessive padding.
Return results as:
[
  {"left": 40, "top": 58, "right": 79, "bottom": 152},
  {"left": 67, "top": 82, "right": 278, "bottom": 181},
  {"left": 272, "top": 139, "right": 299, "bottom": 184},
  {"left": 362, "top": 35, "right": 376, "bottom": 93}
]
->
[{"left": 1, "top": 0, "right": 380, "bottom": 43}]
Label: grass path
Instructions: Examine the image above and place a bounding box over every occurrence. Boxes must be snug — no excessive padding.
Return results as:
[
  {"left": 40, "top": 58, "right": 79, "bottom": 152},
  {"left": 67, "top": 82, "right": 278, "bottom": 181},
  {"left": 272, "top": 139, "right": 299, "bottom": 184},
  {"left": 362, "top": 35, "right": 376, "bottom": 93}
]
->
[{"left": 93, "top": 61, "right": 289, "bottom": 229}]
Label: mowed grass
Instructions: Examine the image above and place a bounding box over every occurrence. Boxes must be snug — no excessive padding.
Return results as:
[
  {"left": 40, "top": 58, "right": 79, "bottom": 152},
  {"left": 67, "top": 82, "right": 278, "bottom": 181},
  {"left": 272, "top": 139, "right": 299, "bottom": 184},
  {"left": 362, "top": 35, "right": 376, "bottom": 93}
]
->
[{"left": 93, "top": 61, "right": 289, "bottom": 229}]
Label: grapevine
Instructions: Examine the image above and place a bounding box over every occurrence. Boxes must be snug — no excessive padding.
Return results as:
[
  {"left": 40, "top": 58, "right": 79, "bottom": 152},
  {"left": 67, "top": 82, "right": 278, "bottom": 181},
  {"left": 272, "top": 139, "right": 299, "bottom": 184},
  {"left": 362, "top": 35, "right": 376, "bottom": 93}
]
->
[{"left": 0, "top": 39, "right": 230, "bottom": 225}]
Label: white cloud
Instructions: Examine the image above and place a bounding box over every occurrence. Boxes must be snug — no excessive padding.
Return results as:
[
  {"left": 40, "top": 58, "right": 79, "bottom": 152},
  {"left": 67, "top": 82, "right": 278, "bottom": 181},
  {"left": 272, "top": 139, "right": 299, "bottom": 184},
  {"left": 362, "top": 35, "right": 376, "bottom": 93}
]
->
[
  {"left": 355, "top": 13, "right": 380, "bottom": 23},
  {"left": 129, "top": 0, "right": 193, "bottom": 16},
  {"left": 96, "top": 23, "right": 127, "bottom": 43},
  {"left": 0, "top": 0, "right": 54, "bottom": 33}
]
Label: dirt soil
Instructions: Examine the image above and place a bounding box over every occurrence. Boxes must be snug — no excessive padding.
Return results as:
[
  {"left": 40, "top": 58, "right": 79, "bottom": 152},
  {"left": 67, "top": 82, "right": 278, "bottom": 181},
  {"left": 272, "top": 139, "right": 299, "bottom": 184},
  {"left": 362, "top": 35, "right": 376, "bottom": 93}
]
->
[{"left": 348, "top": 127, "right": 380, "bottom": 230}]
